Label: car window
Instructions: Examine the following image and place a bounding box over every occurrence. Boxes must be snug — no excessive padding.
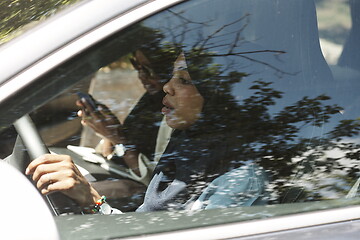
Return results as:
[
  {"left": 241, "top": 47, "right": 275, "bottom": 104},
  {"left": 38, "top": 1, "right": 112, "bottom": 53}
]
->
[
  {"left": 0, "top": 0, "right": 359, "bottom": 238},
  {"left": 0, "top": 0, "right": 83, "bottom": 45}
]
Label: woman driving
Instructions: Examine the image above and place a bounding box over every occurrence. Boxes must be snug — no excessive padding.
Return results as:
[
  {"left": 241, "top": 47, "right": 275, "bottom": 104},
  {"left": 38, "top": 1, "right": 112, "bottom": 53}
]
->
[{"left": 25, "top": 49, "right": 267, "bottom": 213}]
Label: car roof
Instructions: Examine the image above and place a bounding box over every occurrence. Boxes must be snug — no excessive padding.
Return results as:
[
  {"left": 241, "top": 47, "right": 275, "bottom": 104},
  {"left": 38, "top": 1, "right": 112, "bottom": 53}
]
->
[{"left": 0, "top": 0, "right": 147, "bottom": 85}]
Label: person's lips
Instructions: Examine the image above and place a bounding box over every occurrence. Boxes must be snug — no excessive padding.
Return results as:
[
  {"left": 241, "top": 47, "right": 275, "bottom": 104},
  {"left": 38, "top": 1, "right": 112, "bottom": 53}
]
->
[{"left": 162, "top": 98, "right": 174, "bottom": 115}]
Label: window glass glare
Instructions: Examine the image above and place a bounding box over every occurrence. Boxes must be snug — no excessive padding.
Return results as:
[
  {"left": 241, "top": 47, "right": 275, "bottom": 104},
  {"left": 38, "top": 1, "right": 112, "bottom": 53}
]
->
[{"left": 316, "top": 0, "right": 351, "bottom": 65}]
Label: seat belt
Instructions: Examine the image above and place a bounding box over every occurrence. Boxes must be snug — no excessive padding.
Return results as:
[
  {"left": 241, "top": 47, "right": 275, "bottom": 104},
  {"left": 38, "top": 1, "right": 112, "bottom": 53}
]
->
[{"left": 346, "top": 177, "right": 360, "bottom": 198}]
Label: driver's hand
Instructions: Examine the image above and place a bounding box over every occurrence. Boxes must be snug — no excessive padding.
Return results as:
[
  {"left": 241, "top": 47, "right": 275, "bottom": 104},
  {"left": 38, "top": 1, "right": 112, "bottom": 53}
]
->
[
  {"left": 76, "top": 100, "right": 125, "bottom": 144},
  {"left": 25, "top": 154, "right": 100, "bottom": 207}
]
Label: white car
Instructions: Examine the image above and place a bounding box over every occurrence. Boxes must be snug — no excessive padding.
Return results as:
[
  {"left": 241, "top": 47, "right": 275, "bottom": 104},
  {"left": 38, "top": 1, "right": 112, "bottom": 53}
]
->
[{"left": 0, "top": 0, "right": 359, "bottom": 239}]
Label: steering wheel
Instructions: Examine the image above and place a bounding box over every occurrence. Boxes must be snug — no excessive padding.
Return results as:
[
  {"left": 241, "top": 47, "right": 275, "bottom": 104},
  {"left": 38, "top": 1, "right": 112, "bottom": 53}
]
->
[{"left": 13, "top": 114, "right": 83, "bottom": 216}]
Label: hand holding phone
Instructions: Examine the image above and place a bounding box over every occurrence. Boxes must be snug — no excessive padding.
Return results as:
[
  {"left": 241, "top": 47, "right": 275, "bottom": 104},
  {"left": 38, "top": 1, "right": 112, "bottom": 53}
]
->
[
  {"left": 77, "top": 92, "right": 97, "bottom": 110},
  {"left": 76, "top": 92, "right": 123, "bottom": 143}
]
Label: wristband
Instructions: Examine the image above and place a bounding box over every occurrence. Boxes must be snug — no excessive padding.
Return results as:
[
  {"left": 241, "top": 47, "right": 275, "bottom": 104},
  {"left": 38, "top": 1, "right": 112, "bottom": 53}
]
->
[
  {"left": 92, "top": 196, "right": 107, "bottom": 214},
  {"left": 92, "top": 196, "right": 116, "bottom": 215}
]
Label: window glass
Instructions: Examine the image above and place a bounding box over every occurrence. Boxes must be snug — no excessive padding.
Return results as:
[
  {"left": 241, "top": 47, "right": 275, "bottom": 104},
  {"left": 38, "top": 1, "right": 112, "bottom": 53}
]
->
[
  {"left": 1, "top": 0, "right": 359, "bottom": 232},
  {"left": 122, "top": 0, "right": 360, "bottom": 204}
]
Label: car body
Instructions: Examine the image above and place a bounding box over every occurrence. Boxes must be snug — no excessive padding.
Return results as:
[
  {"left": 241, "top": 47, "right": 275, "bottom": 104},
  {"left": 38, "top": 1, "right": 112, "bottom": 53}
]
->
[{"left": 0, "top": 0, "right": 359, "bottom": 239}]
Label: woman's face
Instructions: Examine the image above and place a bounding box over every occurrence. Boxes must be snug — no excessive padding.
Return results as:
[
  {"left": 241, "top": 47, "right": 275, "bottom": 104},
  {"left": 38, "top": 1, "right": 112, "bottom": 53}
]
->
[
  {"left": 162, "top": 52, "right": 204, "bottom": 130},
  {"left": 132, "top": 50, "right": 163, "bottom": 95}
]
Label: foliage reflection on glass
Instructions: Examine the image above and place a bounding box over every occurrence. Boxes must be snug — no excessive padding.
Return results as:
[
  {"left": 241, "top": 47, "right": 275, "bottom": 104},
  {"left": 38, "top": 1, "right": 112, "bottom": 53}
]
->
[{"left": 130, "top": 0, "right": 360, "bottom": 204}]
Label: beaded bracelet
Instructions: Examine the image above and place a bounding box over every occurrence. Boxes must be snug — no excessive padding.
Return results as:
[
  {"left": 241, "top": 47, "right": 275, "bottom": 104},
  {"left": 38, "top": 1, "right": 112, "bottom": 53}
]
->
[{"left": 92, "top": 196, "right": 107, "bottom": 214}]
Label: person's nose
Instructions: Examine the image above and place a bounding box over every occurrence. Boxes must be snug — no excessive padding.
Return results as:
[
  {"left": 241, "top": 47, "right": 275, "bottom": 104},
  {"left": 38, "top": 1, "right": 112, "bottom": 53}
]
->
[{"left": 163, "top": 78, "right": 174, "bottom": 95}]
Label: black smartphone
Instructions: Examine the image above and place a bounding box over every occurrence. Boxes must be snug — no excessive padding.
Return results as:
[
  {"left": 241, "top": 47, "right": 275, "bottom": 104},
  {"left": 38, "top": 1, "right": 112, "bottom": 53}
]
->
[{"left": 76, "top": 92, "right": 97, "bottom": 110}]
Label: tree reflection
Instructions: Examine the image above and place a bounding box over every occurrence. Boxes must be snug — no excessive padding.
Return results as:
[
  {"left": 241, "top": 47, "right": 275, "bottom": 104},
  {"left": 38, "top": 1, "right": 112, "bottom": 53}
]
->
[{"left": 137, "top": 8, "right": 360, "bottom": 203}]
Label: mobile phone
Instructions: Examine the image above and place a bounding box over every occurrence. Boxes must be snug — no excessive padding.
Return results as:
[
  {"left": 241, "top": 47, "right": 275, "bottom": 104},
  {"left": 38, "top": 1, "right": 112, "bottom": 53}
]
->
[{"left": 76, "top": 92, "right": 97, "bottom": 110}]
